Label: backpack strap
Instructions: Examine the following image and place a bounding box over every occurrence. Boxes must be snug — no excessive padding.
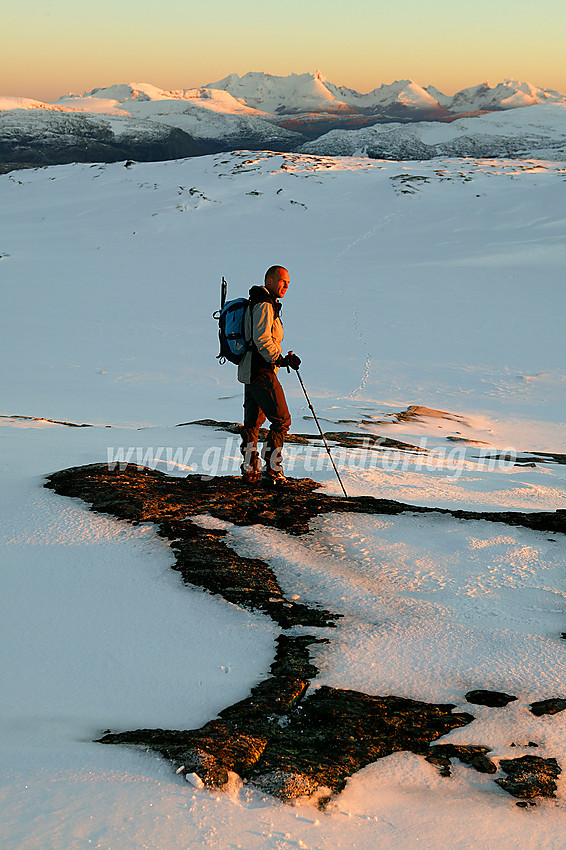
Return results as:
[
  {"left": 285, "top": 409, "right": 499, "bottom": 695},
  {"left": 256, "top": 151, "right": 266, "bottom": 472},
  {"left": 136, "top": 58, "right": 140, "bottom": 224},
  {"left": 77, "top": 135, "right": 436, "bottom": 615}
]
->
[
  {"left": 246, "top": 286, "right": 283, "bottom": 379},
  {"left": 248, "top": 285, "right": 282, "bottom": 319}
]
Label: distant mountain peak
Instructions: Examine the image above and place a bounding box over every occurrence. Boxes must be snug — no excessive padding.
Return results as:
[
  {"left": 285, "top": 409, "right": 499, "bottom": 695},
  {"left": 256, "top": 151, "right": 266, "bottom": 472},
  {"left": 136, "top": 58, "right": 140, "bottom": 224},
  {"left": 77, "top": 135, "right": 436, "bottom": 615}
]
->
[
  {"left": 449, "top": 78, "right": 564, "bottom": 111},
  {"left": 204, "top": 70, "right": 351, "bottom": 115},
  {"left": 3, "top": 72, "right": 565, "bottom": 130}
]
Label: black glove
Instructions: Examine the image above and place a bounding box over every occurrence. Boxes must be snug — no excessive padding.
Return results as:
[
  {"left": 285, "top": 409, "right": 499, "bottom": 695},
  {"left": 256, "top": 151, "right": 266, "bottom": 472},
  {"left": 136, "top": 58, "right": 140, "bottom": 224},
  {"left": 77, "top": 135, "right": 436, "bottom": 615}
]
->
[{"left": 279, "top": 351, "right": 301, "bottom": 370}]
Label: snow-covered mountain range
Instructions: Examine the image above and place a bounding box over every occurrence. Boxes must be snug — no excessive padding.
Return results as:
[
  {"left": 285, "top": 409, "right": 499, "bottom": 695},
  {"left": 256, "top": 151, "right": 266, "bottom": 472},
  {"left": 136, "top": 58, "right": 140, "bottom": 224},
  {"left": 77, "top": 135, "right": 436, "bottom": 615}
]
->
[
  {"left": 2, "top": 73, "right": 566, "bottom": 167},
  {"left": 177, "top": 72, "right": 566, "bottom": 117}
]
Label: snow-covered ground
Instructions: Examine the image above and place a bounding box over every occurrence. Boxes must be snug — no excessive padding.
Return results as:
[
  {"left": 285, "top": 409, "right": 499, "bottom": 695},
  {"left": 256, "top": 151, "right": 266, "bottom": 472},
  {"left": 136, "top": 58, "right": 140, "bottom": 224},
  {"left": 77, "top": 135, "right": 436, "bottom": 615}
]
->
[
  {"left": 301, "top": 103, "right": 566, "bottom": 159},
  {"left": 1, "top": 151, "right": 565, "bottom": 848}
]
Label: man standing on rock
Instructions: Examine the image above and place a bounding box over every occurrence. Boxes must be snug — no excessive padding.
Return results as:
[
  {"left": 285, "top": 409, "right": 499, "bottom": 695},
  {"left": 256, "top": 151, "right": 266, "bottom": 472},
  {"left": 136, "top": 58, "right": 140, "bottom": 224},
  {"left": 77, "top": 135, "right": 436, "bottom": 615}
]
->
[{"left": 238, "top": 265, "right": 301, "bottom": 484}]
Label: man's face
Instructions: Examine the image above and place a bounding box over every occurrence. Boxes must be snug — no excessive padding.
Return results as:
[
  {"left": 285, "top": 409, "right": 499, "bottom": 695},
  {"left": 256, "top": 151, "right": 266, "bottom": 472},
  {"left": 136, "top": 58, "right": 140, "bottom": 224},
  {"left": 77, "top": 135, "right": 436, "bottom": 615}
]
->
[{"left": 267, "top": 268, "right": 290, "bottom": 299}]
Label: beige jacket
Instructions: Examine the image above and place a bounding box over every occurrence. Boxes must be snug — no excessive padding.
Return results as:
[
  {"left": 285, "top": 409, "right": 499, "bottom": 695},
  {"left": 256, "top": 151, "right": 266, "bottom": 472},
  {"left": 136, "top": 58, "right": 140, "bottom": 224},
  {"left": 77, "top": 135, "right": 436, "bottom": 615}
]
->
[{"left": 237, "top": 287, "right": 284, "bottom": 384}]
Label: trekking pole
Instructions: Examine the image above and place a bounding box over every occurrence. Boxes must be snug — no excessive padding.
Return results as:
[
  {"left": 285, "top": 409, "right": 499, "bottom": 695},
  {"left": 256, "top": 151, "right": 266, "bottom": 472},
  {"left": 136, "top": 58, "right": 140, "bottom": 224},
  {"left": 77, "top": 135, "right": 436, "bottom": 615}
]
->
[{"left": 294, "top": 367, "right": 348, "bottom": 498}]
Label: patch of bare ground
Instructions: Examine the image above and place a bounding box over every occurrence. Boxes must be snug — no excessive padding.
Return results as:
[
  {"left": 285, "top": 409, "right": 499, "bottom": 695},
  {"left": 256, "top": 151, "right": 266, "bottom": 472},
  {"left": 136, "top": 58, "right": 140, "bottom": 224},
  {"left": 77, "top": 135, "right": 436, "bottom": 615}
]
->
[
  {"left": 43, "top": 464, "right": 565, "bottom": 804},
  {"left": 393, "top": 405, "right": 471, "bottom": 425}
]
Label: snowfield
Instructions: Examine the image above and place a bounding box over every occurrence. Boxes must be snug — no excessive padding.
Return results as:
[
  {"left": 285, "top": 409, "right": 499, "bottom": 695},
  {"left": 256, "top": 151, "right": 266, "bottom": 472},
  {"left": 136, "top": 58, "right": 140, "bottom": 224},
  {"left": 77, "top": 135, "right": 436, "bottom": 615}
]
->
[{"left": 1, "top": 150, "right": 565, "bottom": 848}]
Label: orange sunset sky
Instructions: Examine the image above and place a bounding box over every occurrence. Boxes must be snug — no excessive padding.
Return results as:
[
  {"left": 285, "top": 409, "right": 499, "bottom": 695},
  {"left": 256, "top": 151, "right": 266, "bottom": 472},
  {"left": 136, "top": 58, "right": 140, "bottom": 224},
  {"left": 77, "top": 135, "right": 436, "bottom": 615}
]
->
[{"left": 3, "top": 0, "right": 565, "bottom": 101}]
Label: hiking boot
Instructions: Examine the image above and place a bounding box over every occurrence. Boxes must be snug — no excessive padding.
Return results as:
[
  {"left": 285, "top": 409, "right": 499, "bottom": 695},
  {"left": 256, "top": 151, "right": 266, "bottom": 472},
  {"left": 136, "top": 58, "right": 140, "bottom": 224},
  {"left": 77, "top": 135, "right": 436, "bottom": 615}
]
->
[
  {"left": 241, "top": 463, "right": 261, "bottom": 483},
  {"left": 262, "top": 468, "right": 287, "bottom": 485},
  {"left": 240, "top": 453, "right": 261, "bottom": 484}
]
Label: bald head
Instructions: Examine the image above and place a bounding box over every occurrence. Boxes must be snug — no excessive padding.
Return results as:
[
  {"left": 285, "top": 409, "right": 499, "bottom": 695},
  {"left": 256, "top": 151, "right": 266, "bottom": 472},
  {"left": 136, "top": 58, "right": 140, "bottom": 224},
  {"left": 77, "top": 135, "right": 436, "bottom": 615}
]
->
[{"left": 264, "top": 266, "right": 290, "bottom": 299}]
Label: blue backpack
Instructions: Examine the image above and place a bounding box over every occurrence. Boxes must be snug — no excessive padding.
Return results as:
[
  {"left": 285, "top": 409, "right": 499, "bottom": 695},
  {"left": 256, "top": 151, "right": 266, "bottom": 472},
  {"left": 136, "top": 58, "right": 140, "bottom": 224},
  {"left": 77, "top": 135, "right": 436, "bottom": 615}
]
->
[{"left": 214, "top": 278, "right": 250, "bottom": 365}]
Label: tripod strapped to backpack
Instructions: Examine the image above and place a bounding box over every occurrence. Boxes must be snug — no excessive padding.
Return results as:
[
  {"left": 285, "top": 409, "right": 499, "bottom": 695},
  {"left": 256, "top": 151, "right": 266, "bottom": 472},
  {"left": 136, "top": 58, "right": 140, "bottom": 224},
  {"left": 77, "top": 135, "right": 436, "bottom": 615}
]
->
[{"left": 213, "top": 277, "right": 252, "bottom": 365}]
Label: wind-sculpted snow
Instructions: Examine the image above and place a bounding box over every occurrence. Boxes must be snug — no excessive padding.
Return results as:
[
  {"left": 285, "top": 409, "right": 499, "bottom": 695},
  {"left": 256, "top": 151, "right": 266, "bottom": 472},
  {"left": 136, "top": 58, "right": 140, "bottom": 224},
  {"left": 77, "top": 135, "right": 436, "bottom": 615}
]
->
[
  {"left": 2, "top": 150, "right": 565, "bottom": 441},
  {"left": 2, "top": 149, "right": 566, "bottom": 846}
]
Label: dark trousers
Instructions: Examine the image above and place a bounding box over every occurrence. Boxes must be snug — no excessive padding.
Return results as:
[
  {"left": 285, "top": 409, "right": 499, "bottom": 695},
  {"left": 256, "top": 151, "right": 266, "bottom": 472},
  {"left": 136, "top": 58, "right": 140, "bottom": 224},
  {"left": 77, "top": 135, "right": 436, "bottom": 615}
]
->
[{"left": 241, "top": 370, "right": 291, "bottom": 472}]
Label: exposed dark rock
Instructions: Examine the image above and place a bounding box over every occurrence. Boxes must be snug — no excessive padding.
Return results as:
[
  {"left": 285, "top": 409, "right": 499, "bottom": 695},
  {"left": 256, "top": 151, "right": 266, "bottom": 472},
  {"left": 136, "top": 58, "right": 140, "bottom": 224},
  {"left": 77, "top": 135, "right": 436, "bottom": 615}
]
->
[
  {"left": 182, "top": 130, "right": 307, "bottom": 156},
  {"left": 426, "top": 744, "right": 496, "bottom": 776},
  {"left": 495, "top": 756, "right": 561, "bottom": 799},
  {"left": 182, "top": 419, "right": 421, "bottom": 453},
  {"left": 0, "top": 162, "right": 36, "bottom": 174},
  {"left": 527, "top": 451, "right": 566, "bottom": 466},
  {"left": 483, "top": 451, "right": 564, "bottom": 468},
  {"left": 181, "top": 419, "right": 310, "bottom": 444},
  {"left": 251, "top": 770, "right": 322, "bottom": 800},
  {"left": 45, "top": 464, "right": 338, "bottom": 628},
  {"left": 45, "top": 462, "right": 566, "bottom": 540},
  {"left": 185, "top": 419, "right": 566, "bottom": 469},
  {"left": 247, "top": 687, "right": 474, "bottom": 801},
  {"left": 394, "top": 406, "right": 468, "bottom": 426},
  {"left": 446, "top": 436, "right": 490, "bottom": 446},
  {"left": 98, "top": 635, "right": 474, "bottom": 803},
  {"left": 98, "top": 635, "right": 317, "bottom": 786},
  {"left": 278, "top": 114, "right": 399, "bottom": 141},
  {"left": 44, "top": 463, "right": 564, "bottom": 803},
  {"left": 317, "top": 431, "right": 421, "bottom": 452},
  {"left": 465, "top": 689, "right": 518, "bottom": 708},
  {"left": 529, "top": 698, "right": 566, "bottom": 717},
  {"left": 1, "top": 414, "right": 95, "bottom": 428}
]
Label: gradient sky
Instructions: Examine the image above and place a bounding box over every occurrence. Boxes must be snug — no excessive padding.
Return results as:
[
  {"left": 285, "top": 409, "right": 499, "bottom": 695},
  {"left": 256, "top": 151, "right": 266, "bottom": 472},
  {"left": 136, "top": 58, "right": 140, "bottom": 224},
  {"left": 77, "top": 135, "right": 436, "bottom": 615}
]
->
[{"left": 3, "top": 0, "right": 566, "bottom": 101}]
